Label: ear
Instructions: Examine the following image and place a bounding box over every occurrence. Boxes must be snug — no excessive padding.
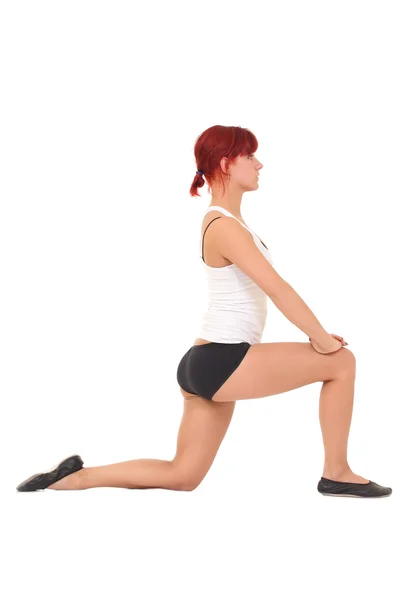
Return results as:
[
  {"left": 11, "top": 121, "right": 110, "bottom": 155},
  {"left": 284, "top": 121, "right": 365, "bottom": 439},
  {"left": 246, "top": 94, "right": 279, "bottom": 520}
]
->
[{"left": 220, "top": 156, "right": 230, "bottom": 177}]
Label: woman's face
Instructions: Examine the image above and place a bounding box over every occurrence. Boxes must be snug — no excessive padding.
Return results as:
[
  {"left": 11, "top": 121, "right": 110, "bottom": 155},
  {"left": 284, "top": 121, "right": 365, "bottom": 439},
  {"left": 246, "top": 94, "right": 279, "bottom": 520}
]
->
[{"left": 226, "top": 153, "right": 264, "bottom": 190}]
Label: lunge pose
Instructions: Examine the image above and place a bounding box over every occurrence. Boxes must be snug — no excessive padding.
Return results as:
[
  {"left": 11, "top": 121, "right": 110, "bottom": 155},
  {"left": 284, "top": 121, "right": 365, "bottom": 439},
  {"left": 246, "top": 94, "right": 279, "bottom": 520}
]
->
[{"left": 16, "top": 125, "right": 392, "bottom": 498}]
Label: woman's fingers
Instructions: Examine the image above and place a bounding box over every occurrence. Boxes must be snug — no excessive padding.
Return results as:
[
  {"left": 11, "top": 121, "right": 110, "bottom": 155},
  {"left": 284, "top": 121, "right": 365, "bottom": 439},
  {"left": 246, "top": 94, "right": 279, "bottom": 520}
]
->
[{"left": 310, "top": 334, "right": 348, "bottom": 345}]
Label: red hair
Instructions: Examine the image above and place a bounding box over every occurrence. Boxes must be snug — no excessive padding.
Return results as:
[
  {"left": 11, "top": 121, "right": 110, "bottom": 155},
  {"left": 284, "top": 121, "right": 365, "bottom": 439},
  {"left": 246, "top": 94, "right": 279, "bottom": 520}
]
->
[{"left": 190, "top": 125, "right": 258, "bottom": 197}]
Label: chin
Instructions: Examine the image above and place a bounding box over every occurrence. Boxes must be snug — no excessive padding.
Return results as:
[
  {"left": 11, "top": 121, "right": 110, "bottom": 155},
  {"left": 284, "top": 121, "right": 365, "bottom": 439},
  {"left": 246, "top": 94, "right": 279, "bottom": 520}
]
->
[{"left": 245, "top": 182, "right": 259, "bottom": 192}]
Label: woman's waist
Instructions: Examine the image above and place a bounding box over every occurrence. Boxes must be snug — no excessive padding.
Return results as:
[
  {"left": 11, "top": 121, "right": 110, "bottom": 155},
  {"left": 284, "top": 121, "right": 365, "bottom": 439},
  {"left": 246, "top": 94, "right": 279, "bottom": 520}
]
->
[
  {"left": 203, "top": 302, "right": 267, "bottom": 318},
  {"left": 200, "top": 312, "right": 266, "bottom": 327}
]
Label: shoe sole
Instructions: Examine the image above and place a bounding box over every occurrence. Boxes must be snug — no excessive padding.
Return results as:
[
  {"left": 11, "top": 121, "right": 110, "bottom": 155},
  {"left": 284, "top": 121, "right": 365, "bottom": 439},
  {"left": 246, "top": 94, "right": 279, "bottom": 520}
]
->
[
  {"left": 319, "top": 492, "right": 392, "bottom": 498},
  {"left": 16, "top": 455, "right": 84, "bottom": 492}
]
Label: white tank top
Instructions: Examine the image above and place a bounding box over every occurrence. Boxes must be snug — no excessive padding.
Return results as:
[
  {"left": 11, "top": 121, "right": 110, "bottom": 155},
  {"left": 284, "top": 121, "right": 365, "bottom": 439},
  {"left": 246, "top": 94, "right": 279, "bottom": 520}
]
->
[{"left": 197, "top": 206, "right": 274, "bottom": 345}]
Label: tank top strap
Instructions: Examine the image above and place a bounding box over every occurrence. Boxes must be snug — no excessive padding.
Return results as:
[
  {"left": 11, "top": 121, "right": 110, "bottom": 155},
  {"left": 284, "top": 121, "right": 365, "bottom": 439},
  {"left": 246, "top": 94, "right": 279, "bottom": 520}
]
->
[
  {"left": 200, "top": 206, "right": 269, "bottom": 259},
  {"left": 200, "top": 206, "right": 253, "bottom": 261},
  {"left": 200, "top": 216, "right": 223, "bottom": 261},
  {"left": 203, "top": 206, "right": 253, "bottom": 234}
]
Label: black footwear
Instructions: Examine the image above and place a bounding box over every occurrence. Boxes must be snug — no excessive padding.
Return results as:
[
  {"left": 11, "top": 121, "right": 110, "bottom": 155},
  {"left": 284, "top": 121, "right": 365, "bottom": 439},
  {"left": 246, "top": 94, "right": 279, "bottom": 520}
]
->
[
  {"left": 318, "top": 476, "right": 392, "bottom": 498},
  {"left": 16, "top": 455, "right": 84, "bottom": 492}
]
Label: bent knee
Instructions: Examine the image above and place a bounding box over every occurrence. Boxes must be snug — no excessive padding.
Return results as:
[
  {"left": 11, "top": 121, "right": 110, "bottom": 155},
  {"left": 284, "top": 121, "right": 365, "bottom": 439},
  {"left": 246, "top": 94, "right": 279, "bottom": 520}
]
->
[
  {"left": 335, "top": 347, "right": 356, "bottom": 377},
  {"left": 180, "top": 482, "right": 200, "bottom": 492},
  {"left": 175, "top": 476, "right": 202, "bottom": 492},
  {"left": 172, "top": 465, "right": 204, "bottom": 492}
]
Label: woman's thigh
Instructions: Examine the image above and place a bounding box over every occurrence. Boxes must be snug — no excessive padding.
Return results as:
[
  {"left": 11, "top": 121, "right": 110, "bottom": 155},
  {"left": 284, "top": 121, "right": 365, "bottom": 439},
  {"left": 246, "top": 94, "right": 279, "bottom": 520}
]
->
[
  {"left": 212, "top": 342, "right": 355, "bottom": 403},
  {"left": 173, "top": 396, "right": 236, "bottom": 490}
]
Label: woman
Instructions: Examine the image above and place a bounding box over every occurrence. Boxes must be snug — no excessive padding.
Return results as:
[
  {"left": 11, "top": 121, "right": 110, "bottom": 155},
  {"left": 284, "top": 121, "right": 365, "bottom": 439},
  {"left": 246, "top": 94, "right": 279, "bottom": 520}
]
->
[{"left": 16, "top": 125, "right": 392, "bottom": 498}]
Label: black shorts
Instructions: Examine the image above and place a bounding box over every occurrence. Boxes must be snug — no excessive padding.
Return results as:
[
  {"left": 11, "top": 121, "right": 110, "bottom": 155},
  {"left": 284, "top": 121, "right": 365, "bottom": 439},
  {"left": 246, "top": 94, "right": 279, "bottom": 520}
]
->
[{"left": 176, "top": 341, "right": 251, "bottom": 401}]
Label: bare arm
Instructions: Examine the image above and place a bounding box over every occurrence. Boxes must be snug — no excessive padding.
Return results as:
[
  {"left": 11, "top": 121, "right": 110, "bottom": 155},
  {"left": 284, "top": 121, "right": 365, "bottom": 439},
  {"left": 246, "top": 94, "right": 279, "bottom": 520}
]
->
[
  {"left": 269, "top": 281, "right": 332, "bottom": 346},
  {"left": 214, "top": 218, "right": 332, "bottom": 346}
]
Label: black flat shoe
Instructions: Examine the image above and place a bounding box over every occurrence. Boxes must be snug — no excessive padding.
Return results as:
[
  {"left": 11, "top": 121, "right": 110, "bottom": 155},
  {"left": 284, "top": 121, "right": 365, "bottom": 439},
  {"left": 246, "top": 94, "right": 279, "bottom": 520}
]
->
[
  {"left": 318, "top": 476, "right": 392, "bottom": 498},
  {"left": 16, "top": 454, "right": 84, "bottom": 492}
]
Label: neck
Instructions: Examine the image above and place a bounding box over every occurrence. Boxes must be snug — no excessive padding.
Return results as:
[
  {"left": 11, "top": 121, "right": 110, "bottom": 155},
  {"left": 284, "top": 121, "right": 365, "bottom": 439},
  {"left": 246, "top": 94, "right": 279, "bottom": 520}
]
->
[
  {"left": 209, "top": 197, "right": 244, "bottom": 220},
  {"left": 209, "top": 180, "right": 246, "bottom": 219}
]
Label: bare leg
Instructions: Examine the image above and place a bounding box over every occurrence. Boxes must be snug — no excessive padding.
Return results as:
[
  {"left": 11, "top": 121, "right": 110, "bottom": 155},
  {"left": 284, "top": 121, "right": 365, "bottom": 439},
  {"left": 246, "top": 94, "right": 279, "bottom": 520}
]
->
[
  {"left": 49, "top": 394, "right": 236, "bottom": 492},
  {"left": 319, "top": 370, "right": 369, "bottom": 483},
  {"left": 48, "top": 369, "right": 367, "bottom": 489},
  {"left": 48, "top": 458, "right": 180, "bottom": 491}
]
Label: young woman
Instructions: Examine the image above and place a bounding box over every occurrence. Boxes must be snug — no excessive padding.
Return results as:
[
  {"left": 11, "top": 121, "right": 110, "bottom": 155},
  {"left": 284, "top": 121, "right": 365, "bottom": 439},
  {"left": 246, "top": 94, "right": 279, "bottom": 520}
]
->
[{"left": 16, "top": 125, "right": 392, "bottom": 498}]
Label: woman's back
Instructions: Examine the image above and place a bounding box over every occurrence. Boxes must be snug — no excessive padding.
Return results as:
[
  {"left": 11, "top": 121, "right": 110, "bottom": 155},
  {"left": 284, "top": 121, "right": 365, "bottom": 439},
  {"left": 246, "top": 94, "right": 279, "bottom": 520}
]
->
[{"left": 194, "top": 206, "right": 273, "bottom": 346}]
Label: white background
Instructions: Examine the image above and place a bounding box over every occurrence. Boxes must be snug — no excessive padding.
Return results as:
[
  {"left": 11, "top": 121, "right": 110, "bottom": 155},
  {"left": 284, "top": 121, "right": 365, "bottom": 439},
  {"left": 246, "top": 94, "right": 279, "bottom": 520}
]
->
[{"left": 2, "top": 1, "right": 399, "bottom": 598}]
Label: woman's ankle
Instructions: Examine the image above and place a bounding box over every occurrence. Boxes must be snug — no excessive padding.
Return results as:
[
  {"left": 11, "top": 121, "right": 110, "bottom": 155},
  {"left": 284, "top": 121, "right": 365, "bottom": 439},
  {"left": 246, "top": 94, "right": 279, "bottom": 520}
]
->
[
  {"left": 48, "top": 468, "right": 86, "bottom": 490},
  {"left": 322, "top": 463, "right": 351, "bottom": 480}
]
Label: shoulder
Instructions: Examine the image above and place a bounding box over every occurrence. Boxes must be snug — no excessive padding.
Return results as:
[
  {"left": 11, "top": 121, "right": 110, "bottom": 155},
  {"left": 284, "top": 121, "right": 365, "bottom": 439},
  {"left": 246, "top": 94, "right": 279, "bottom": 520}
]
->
[
  {"left": 201, "top": 212, "right": 251, "bottom": 238},
  {"left": 201, "top": 210, "right": 226, "bottom": 229}
]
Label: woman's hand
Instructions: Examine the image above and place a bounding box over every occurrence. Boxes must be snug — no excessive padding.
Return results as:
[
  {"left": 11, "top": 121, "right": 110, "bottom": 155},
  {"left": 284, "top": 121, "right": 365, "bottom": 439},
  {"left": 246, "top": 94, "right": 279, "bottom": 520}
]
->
[{"left": 308, "top": 334, "right": 348, "bottom": 354}]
